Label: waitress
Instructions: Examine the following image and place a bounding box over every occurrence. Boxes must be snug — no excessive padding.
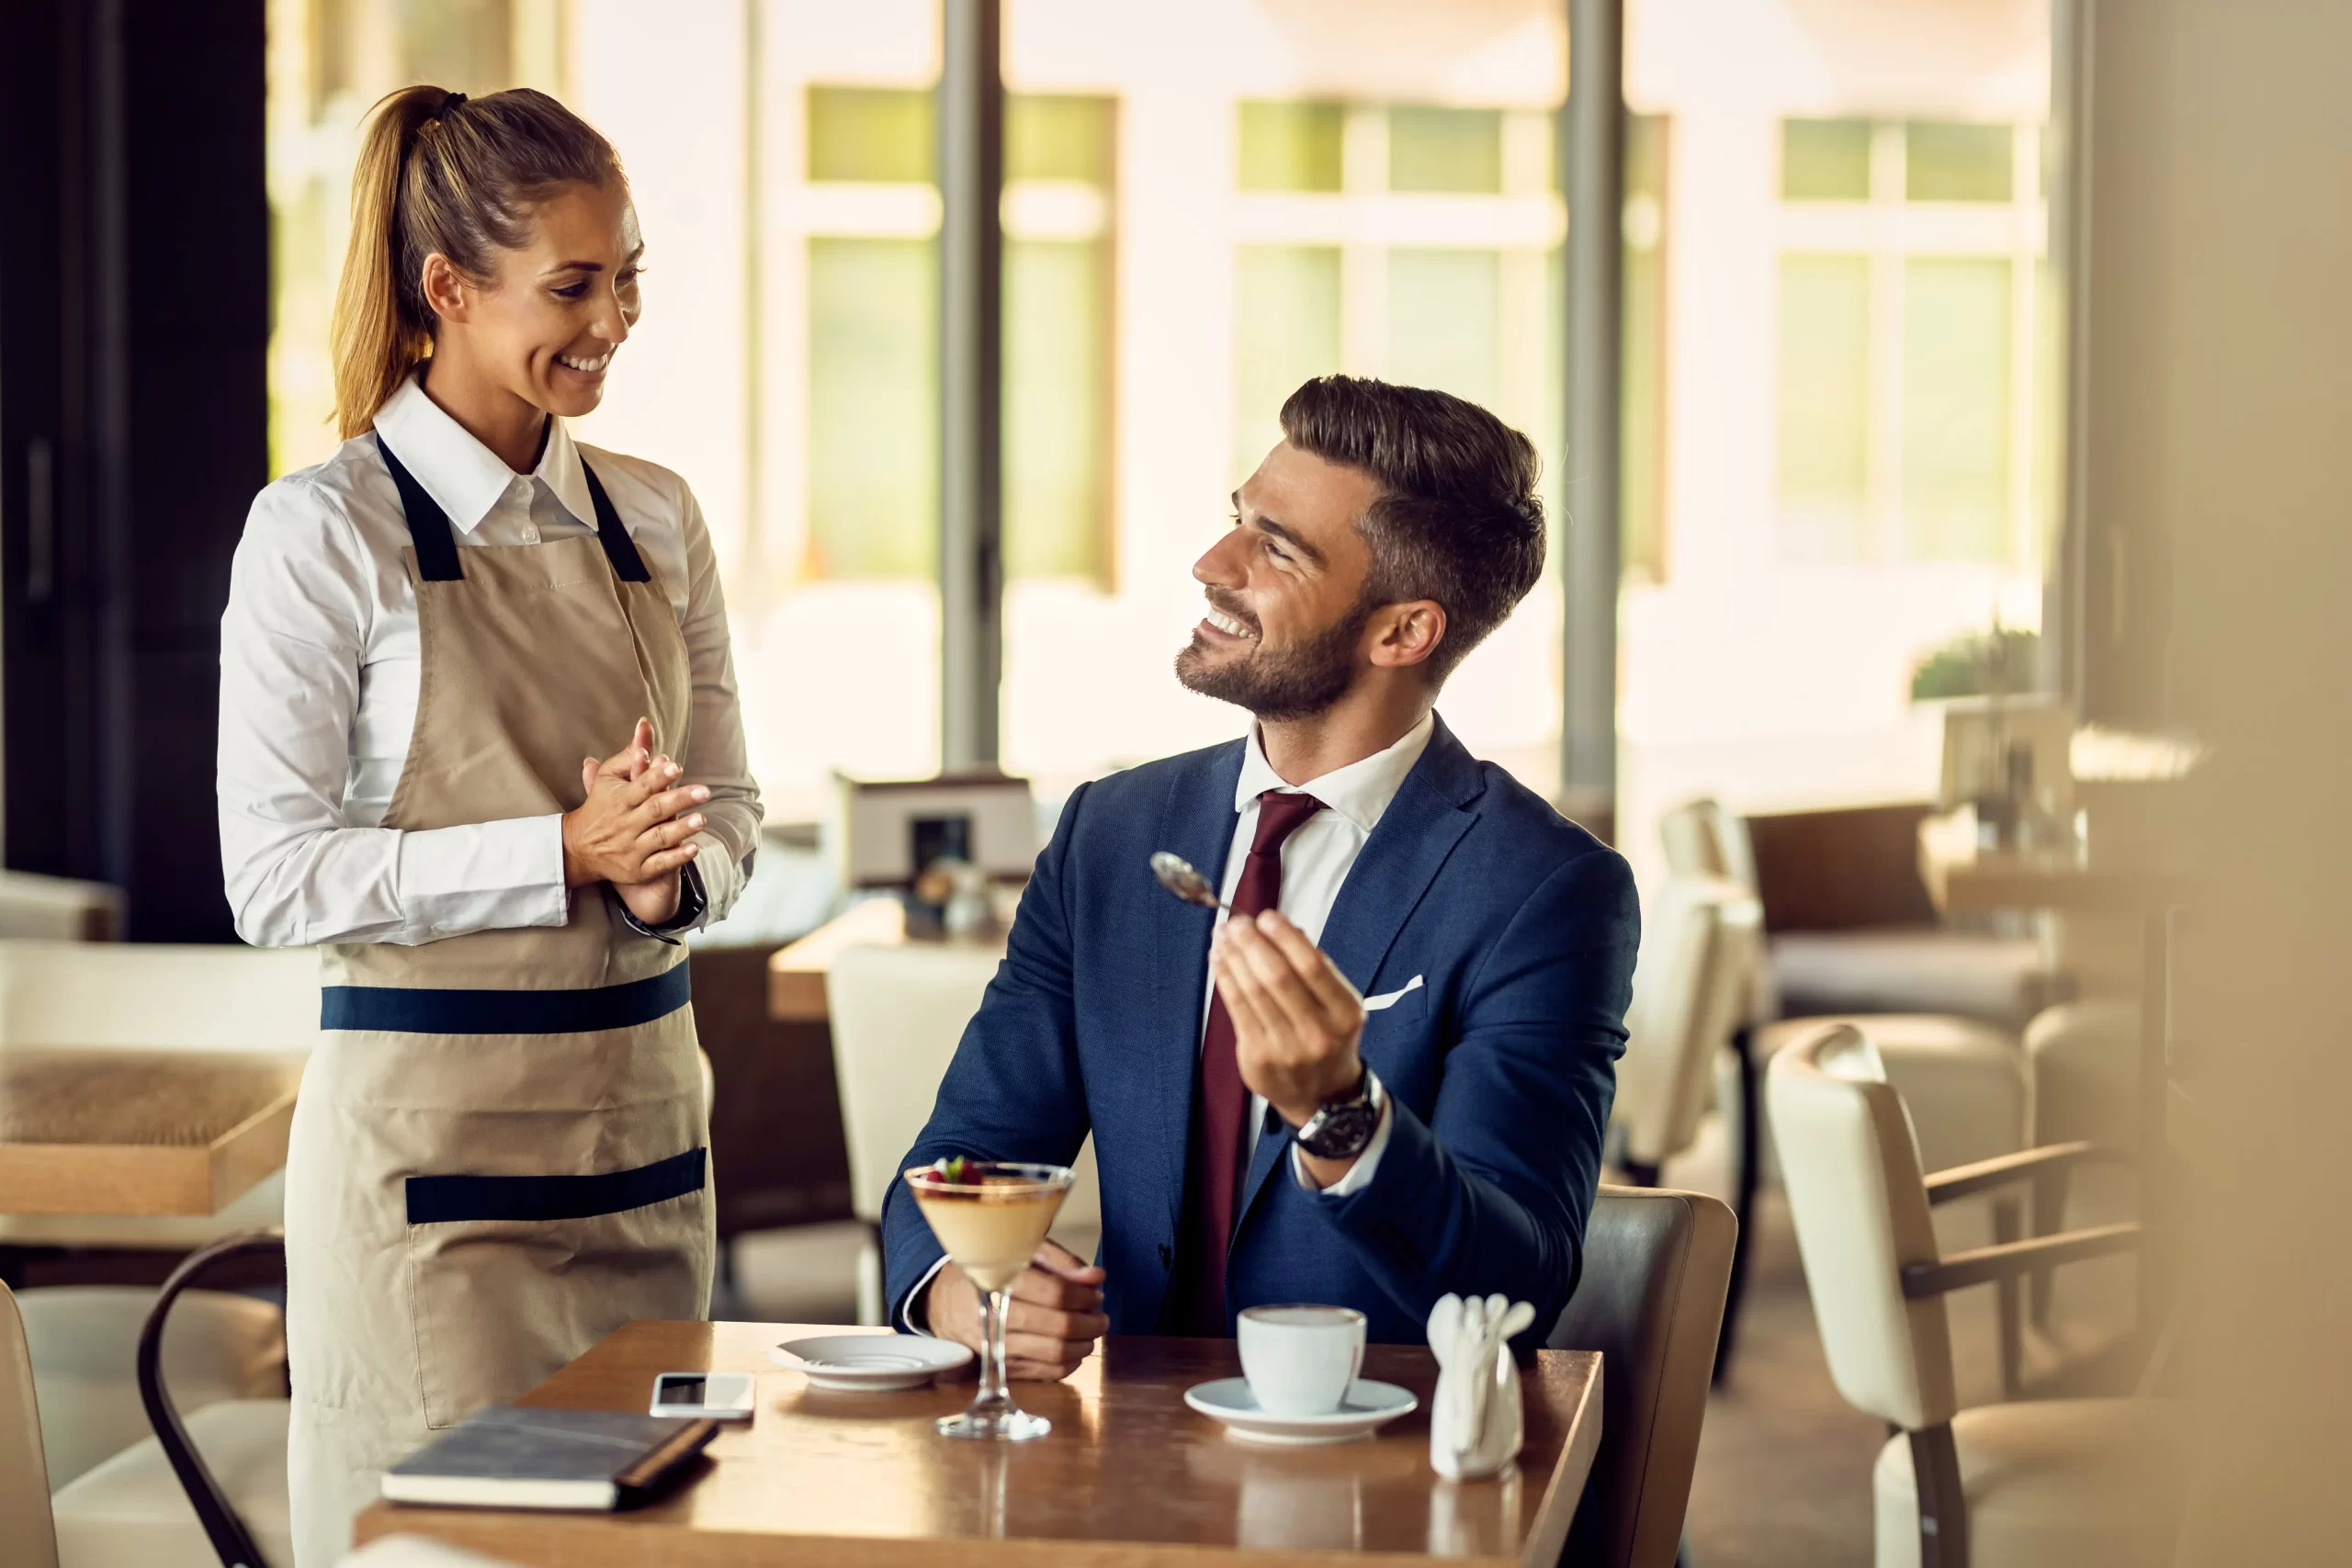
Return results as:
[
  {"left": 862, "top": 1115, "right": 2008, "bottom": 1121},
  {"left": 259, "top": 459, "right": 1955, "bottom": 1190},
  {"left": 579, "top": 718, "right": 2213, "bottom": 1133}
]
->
[{"left": 218, "top": 85, "right": 761, "bottom": 1565}]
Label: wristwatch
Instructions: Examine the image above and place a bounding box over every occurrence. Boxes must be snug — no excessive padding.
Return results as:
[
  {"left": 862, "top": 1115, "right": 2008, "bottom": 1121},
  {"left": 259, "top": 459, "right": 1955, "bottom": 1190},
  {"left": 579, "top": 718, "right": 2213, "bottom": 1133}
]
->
[{"left": 1294, "top": 1067, "right": 1384, "bottom": 1161}]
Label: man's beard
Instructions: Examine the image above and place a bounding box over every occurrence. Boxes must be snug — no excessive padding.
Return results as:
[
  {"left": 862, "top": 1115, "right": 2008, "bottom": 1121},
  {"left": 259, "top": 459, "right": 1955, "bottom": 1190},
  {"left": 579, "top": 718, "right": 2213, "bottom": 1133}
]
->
[{"left": 1175, "top": 592, "right": 1375, "bottom": 722}]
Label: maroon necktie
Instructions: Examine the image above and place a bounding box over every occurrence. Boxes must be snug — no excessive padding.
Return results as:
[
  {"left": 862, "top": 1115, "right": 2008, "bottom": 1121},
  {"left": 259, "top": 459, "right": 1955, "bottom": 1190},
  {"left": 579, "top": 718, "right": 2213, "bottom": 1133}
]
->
[{"left": 1174, "top": 789, "right": 1327, "bottom": 1334}]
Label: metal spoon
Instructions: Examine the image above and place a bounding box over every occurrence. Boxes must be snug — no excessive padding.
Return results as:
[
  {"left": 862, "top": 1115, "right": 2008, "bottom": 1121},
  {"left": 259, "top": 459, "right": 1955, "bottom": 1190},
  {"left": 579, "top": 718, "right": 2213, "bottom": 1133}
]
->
[{"left": 1150, "top": 851, "right": 1228, "bottom": 912}]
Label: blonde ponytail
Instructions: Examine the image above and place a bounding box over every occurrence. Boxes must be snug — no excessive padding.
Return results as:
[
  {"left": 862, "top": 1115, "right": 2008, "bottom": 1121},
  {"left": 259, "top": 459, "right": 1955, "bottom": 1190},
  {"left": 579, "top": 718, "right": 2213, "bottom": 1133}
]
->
[
  {"left": 328, "top": 85, "right": 628, "bottom": 440},
  {"left": 330, "top": 86, "right": 446, "bottom": 439}
]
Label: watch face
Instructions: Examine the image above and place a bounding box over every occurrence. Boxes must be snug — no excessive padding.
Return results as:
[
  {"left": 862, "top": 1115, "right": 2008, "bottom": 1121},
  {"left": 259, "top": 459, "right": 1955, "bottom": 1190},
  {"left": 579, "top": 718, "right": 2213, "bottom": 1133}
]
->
[{"left": 1297, "top": 1100, "right": 1380, "bottom": 1160}]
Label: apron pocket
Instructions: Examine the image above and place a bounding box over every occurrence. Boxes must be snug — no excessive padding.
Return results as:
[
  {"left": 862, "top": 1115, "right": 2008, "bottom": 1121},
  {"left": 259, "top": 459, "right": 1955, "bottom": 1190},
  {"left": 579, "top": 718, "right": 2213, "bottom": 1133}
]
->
[{"left": 405, "top": 1149, "right": 711, "bottom": 1428}]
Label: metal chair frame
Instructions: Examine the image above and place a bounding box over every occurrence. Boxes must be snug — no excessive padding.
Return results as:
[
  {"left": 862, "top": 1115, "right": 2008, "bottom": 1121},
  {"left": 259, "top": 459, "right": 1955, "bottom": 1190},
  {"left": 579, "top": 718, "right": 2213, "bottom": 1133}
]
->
[{"left": 134, "top": 1230, "right": 286, "bottom": 1568}]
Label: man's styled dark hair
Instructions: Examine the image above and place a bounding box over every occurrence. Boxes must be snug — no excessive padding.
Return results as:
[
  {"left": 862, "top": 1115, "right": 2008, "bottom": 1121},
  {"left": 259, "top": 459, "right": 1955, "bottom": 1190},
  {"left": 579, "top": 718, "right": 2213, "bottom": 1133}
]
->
[{"left": 1278, "top": 375, "right": 1546, "bottom": 686}]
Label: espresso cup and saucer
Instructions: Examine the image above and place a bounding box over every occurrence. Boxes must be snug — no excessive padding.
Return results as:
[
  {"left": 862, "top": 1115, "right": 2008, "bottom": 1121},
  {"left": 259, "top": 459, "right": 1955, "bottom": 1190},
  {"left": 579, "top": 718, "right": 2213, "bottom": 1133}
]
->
[{"left": 1183, "top": 1304, "right": 1419, "bottom": 1445}]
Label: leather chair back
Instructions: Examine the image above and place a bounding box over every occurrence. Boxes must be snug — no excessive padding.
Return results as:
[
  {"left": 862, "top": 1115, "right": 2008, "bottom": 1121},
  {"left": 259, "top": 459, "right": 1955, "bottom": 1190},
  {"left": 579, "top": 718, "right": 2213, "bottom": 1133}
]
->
[
  {"left": 1552, "top": 1186, "right": 1737, "bottom": 1568},
  {"left": 1616, "top": 877, "right": 1761, "bottom": 1168},
  {"left": 1, "top": 1280, "right": 62, "bottom": 1568},
  {"left": 827, "top": 941, "right": 1100, "bottom": 1248},
  {"left": 1764, "top": 1023, "right": 1956, "bottom": 1431},
  {"left": 1658, "top": 797, "right": 1756, "bottom": 894}
]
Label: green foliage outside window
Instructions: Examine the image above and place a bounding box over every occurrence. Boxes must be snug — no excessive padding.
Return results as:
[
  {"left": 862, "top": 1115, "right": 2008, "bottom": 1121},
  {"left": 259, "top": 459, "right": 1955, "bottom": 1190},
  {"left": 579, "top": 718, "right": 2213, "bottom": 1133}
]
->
[
  {"left": 1902, "top": 256, "right": 2011, "bottom": 560},
  {"left": 1238, "top": 101, "right": 1345, "bottom": 192},
  {"left": 808, "top": 86, "right": 935, "bottom": 183},
  {"left": 805, "top": 87, "right": 1116, "bottom": 585},
  {"left": 1781, "top": 118, "right": 1872, "bottom": 201},
  {"left": 1387, "top": 107, "right": 1502, "bottom": 194},
  {"left": 1905, "top": 120, "right": 2012, "bottom": 202},
  {"left": 1621, "top": 114, "right": 1668, "bottom": 582},
  {"left": 1910, "top": 627, "right": 2040, "bottom": 700},
  {"left": 1386, "top": 249, "right": 1501, "bottom": 411},
  {"left": 1776, "top": 254, "right": 1873, "bottom": 558},
  {"left": 806, "top": 238, "right": 939, "bottom": 580},
  {"left": 1234, "top": 245, "right": 1341, "bottom": 481},
  {"left": 1010, "top": 95, "right": 1114, "bottom": 185},
  {"left": 1005, "top": 239, "right": 1111, "bottom": 580}
]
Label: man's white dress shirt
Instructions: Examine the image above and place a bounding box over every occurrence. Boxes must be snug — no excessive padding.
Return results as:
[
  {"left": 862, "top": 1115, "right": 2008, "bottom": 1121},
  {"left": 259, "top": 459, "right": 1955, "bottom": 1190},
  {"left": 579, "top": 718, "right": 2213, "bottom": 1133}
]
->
[
  {"left": 906, "top": 712, "right": 1430, "bottom": 1329},
  {"left": 218, "top": 375, "right": 762, "bottom": 948}
]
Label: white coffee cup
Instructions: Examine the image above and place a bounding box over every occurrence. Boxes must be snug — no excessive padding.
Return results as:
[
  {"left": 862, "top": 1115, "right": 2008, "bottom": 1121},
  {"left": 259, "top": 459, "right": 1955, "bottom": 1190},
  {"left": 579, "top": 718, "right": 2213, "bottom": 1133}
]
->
[{"left": 1237, "top": 1304, "right": 1367, "bottom": 1416}]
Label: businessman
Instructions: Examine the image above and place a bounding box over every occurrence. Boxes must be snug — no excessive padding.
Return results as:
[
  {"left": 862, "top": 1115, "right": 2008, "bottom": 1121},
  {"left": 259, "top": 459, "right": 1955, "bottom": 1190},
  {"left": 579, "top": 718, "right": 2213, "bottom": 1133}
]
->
[{"left": 884, "top": 375, "right": 1640, "bottom": 1375}]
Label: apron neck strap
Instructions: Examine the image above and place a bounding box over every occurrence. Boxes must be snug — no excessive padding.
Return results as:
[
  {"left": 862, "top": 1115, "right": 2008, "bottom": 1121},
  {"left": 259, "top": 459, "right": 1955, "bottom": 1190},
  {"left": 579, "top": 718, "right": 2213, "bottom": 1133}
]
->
[
  {"left": 372, "top": 432, "right": 652, "bottom": 587},
  {"left": 580, "top": 460, "right": 652, "bottom": 583},
  {"left": 373, "top": 432, "right": 464, "bottom": 582}
]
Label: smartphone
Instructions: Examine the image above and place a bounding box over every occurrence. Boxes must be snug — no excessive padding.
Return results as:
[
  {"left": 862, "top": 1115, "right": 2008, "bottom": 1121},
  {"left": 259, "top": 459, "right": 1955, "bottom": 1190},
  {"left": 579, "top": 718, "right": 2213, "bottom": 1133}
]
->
[{"left": 648, "top": 1371, "right": 756, "bottom": 1420}]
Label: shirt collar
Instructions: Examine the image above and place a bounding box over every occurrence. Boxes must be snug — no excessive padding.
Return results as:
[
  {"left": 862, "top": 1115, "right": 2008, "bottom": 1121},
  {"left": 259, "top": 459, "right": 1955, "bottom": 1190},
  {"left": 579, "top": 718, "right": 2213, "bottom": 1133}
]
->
[
  {"left": 372, "top": 373, "right": 594, "bottom": 536},
  {"left": 1233, "top": 710, "right": 1437, "bottom": 834}
]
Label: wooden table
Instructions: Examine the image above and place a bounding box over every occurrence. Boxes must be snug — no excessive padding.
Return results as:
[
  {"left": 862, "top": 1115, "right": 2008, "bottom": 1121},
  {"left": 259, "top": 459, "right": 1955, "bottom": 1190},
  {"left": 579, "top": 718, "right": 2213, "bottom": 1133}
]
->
[
  {"left": 0, "top": 1047, "right": 303, "bottom": 1216},
  {"left": 767, "top": 897, "right": 1011, "bottom": 1023},
  {"left": 358, "top": 1321, "right": 1603, "bottom": 1567}
]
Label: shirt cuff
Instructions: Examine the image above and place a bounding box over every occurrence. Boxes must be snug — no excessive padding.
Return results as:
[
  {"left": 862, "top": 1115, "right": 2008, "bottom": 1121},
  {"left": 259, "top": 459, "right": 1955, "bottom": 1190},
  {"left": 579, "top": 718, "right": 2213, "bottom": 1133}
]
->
[
  {"left": 688, "top": 829, "right": 747, "bottom": 924},
  {"left": 615, "top": 860, "right": 707, "bottom": 944},
  {"left": 899, "top": 1255, "right": 952, "bottom": 1335},
  {"left": 394, "top": 813, "right": 571, "bottom": 942},
  {"left": 1291, "top": 1072, "right": 1394, "bottom": 1199}
]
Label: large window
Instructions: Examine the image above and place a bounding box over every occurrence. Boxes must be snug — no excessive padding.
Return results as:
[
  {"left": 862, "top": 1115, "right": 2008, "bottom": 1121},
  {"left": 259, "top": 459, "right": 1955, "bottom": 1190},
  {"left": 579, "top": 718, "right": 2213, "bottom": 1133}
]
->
[
  {"left": 800, "top": 85, "right": 1116, "bottom": 587},
  {"left": 1771, "top": 117, "right": 2050, "bottom": 569},
  {"left": 269, "top": 1, "right": 2051, "bottom": 895},
  {"left": 1614, "top": 3, "right": 2062, "bottom": 896}
]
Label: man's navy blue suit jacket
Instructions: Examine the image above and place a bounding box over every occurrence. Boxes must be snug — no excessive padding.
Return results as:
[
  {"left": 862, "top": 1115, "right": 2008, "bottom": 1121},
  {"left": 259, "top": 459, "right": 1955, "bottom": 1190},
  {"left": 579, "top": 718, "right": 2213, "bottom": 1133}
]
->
[{"left": 880, "top": 715, "right": 1640, "bottom": 1348}]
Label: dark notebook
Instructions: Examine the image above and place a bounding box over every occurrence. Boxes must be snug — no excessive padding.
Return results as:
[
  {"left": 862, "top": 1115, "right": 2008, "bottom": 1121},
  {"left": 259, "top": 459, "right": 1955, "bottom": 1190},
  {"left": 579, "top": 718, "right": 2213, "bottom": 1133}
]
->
[{"left": 381, "top": 1406, "right": 719, "bottom": 1511}]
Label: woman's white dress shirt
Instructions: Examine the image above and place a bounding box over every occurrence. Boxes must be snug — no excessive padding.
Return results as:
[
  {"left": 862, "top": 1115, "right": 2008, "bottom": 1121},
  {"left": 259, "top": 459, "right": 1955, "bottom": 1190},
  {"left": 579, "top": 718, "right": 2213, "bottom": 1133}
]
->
[{"left": 219, "top": 375, "right": 762, "bottom": 948}]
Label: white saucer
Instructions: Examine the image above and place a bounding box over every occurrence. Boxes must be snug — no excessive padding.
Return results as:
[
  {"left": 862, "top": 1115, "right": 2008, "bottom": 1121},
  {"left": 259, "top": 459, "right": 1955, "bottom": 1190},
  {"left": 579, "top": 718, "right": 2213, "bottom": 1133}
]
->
[
  {"left": 770, "top": 1335, "right": 972, "bottom": 1391},
  {"left": 1182, "top": 1377, "right": 1419, "bottom": 1446}
]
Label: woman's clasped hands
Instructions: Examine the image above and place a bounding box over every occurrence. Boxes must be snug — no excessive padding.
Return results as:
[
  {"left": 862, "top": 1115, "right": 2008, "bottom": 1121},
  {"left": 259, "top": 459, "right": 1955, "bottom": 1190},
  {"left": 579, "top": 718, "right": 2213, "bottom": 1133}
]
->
[{"left": 560, "top": 717, "right": 709, "bottom": 925}]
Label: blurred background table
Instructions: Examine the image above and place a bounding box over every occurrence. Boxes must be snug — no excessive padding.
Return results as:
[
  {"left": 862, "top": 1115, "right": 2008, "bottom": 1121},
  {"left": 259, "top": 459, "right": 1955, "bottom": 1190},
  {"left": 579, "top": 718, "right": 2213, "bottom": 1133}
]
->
[
  {"left": 357, "top": 1320, "right": 1602, "bottom": 1567},
  {"left": 0, "top": 1046, "right": 301, "bottom": 1218},
  {"left": 1915, "top": 811, "right": 2191, "bottom": 917},
  {"left": 767, "top": 896, "right": 1012, "bottom": 1024}
]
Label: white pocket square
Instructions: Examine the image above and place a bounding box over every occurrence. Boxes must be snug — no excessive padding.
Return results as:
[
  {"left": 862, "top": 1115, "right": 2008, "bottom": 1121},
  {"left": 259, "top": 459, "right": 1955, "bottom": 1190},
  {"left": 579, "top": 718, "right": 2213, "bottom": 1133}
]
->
[{"left": 1362, "top": 975, "right": 1425, "bottom": 1012}]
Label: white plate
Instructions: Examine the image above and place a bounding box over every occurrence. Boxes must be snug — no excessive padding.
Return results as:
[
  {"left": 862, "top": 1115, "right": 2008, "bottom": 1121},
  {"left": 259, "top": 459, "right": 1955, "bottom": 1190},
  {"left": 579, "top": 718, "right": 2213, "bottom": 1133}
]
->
[
  {"left": 770, "top": 1334, "right": 972, "bottom": 1391},
  {"left": 1182, "top": 1377, "right": 1419, "bottom": 1446}
]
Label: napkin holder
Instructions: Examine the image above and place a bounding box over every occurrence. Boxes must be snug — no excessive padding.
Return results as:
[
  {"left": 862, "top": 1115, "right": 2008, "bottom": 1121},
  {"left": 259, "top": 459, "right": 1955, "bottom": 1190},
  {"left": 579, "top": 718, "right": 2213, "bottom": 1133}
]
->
[{"left": 1427, "top": 1292, "right": 1529, "bottom": 1481}]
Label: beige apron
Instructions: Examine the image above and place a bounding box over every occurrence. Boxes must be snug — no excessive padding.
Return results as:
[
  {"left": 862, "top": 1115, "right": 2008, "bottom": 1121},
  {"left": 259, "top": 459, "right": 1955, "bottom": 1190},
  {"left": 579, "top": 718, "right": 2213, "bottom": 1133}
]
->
[{"left": 284, "top": 434, "right": 714, "bottom": 1567}]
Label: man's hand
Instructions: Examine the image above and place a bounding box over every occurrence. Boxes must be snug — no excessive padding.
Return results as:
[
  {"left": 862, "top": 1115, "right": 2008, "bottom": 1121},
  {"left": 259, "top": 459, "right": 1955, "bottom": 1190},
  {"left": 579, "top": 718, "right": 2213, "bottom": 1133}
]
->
[
  {"left": 1214, "top": 909, "right": 1368, "bottom": 1184},
  {"left": 921, "top": 1239, "right": 1107, "bottom": 1381},
  {"left": 561, "top": 719, "right": 708, "bottom": 919}
]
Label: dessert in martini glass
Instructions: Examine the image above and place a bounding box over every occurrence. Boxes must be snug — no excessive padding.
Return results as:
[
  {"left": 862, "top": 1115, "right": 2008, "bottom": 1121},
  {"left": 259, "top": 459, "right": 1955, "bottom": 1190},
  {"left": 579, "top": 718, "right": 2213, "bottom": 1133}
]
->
[{"left": 904, "top": 1157, "right": 1076, "bottom": 1440}]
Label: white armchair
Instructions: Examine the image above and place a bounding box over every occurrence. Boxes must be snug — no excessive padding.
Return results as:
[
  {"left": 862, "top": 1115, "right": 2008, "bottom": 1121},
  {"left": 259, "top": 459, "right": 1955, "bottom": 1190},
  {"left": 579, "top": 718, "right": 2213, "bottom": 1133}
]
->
[
  {"left": 826, "top": 940, "right": 1100, "bottom": 1325},
  {"left": 1767, "top": 1023, "right": 2188, "bottom": 1568},
  {"left": 1613, "top": 876, "right": 1762, "bottom": 1187}
]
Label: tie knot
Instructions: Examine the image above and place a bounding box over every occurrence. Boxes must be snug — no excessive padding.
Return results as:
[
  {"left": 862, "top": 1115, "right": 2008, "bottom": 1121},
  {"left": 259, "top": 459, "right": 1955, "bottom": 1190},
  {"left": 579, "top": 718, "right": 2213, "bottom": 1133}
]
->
[{"left": 1251, "top": 790, "right": 1326, "bottom": 855}]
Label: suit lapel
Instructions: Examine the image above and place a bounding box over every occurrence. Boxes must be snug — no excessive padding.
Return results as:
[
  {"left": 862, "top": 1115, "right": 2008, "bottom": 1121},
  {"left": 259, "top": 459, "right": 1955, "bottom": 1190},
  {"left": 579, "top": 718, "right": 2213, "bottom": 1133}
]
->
[
  {"left": 1148, "top": 741, "right": 1246, "bottom": 1235},
  {"left": 1230, "top": 716, "right": 1486, "bottom": 1236}
]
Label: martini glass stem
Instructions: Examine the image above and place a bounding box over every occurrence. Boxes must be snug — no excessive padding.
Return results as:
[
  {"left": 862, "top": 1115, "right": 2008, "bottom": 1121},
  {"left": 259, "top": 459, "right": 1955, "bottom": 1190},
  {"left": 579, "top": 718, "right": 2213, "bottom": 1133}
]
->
[{"left": 977, "top": 1282, "right": 1012, "bottom": 1414}]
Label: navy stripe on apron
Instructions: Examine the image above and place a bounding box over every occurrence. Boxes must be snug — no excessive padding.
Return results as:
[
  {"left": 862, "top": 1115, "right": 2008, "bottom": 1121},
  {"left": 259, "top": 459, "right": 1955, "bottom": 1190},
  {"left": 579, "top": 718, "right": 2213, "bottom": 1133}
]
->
[
  {"left": 406, "top": 1147, "right": 707, "bottom": 1225},
  {"left": 322, "top": 964, "right": 689, "bottom": 1035}
]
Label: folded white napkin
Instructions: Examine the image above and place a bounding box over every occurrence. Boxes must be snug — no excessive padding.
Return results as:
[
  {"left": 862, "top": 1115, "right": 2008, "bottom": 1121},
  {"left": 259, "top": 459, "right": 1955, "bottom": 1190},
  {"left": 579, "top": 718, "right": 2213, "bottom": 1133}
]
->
[{"left": 1427, "top": 1292, "right": 1532, "bottom": 1480}]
